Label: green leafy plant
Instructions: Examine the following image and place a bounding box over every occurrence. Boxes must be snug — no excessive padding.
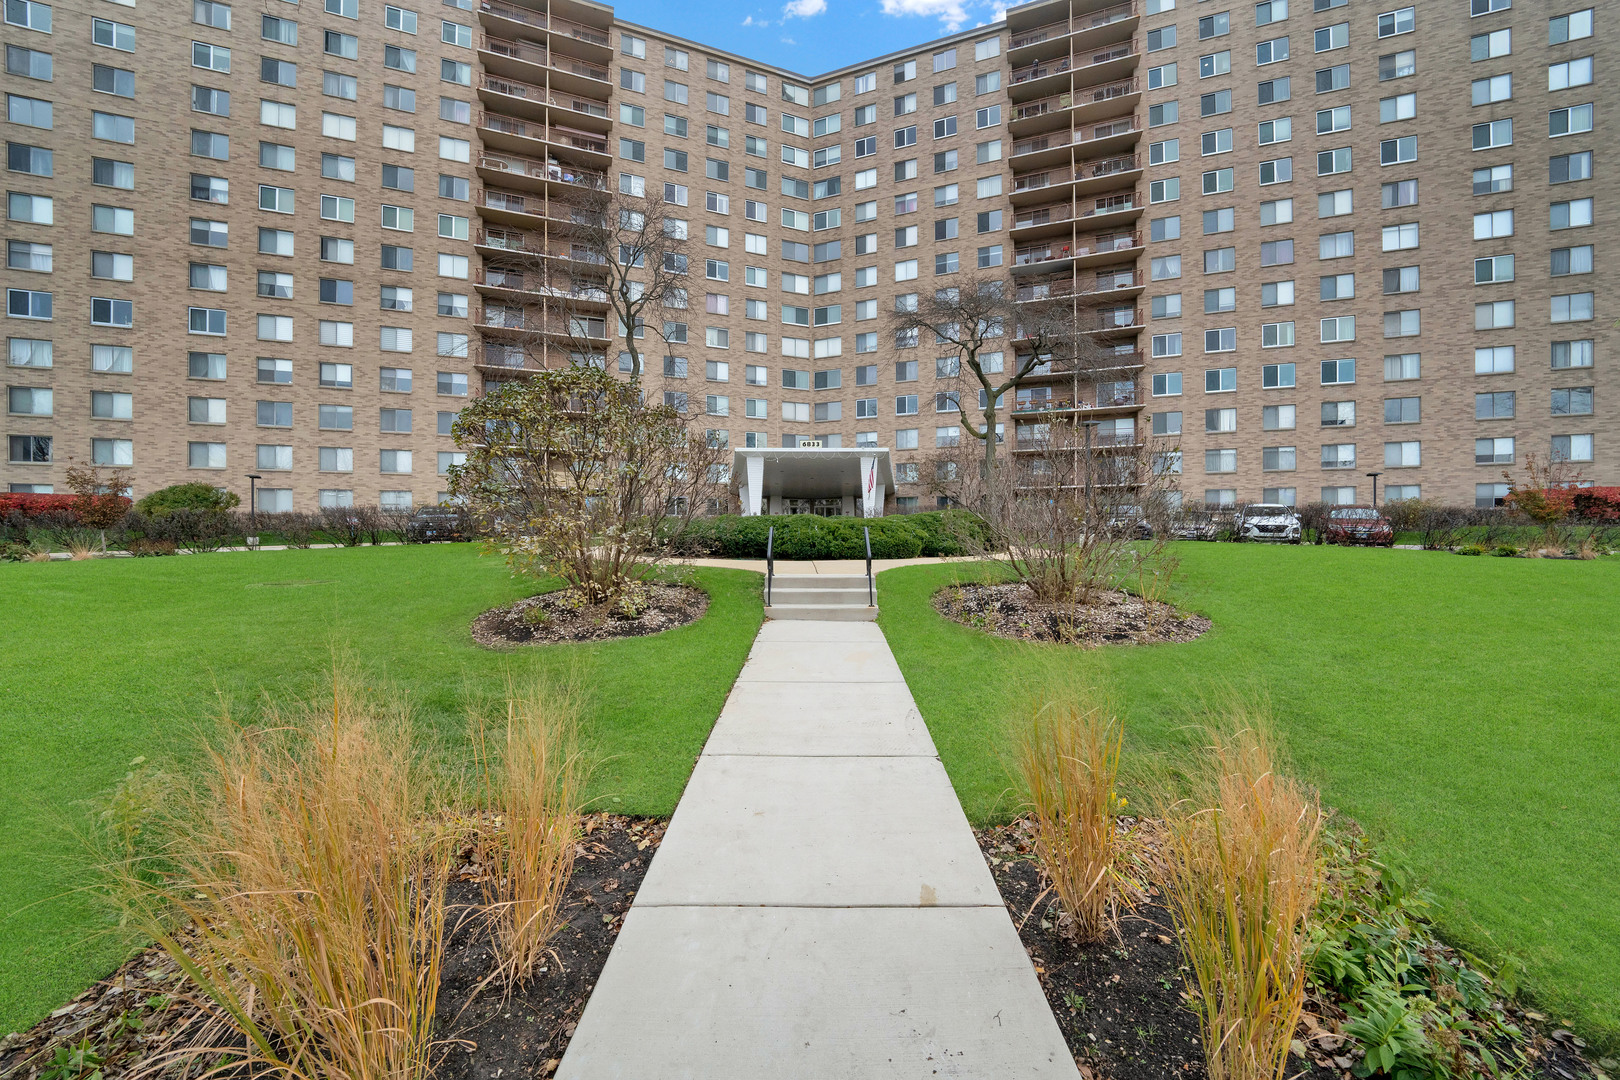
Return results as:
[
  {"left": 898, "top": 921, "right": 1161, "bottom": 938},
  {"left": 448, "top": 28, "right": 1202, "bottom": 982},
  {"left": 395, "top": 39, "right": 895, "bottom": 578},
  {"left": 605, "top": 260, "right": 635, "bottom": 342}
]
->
[
  {"left": 133, "top": 483, "right": 240, "bottom": 518},
  {"left": 39, "top": 1038, "right": 104, "bottom": 1080},
  {"left": 1343, "top": 984, "right": 1437, "bottom": 1079},
  {"left": 1455, "top": 544, "right": 1489, "bottom": 557},
  {"left": 1491, "top": 544, "right": 1521, "bottom": 558}
]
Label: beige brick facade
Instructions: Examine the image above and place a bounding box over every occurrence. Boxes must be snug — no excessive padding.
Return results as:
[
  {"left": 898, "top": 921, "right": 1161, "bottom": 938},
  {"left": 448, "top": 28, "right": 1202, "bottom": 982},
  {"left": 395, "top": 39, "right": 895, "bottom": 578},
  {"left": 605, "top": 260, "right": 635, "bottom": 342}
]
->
[{"left": 4, "top": 0, "right": 1614, "bottom": 510}]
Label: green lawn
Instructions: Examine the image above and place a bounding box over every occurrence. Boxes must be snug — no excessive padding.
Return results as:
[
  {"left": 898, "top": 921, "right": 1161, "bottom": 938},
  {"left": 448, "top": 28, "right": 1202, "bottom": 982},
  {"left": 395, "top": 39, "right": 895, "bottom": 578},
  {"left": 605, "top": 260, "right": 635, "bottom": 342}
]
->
[
  {"left": 877, "top": 547, "right": 1620, "bottom": 1051},
  {"left": 0, "top": 546, "right": 763, "bottom": 1035}
]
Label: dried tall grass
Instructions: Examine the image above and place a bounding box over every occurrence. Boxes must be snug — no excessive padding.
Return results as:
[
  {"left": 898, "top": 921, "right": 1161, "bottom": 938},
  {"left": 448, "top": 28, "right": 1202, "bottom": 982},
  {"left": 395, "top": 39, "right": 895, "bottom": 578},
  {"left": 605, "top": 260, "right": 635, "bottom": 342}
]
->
[
  {"left": 1015, "top": 690, "right": 1128, "bottom": 943},
  {"left": 98, "top": 669, "right": 450, "bottom": 1080},
  {"left": 1159, "top": 712, "right": 1323, "bottom": 1080},
  {"left": 476, "top": 681, "right": 587, "bottom": 987}
]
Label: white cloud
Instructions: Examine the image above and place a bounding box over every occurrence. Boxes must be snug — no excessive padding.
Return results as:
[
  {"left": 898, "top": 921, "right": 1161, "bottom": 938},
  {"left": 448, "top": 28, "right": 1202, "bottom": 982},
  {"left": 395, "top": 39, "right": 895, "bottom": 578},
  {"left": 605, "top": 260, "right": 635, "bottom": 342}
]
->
[
  {"left": 782, "top": 0, "right": 826, "bottom": 17},
  {"left": 879, "top": 0, "right": 970, "bottom": 31},
  {"left": 781, "top": 34, "right": 798, "bottom": 43},
  {"left": 742, "top": 13, "right": 756, "bottom": 23}
]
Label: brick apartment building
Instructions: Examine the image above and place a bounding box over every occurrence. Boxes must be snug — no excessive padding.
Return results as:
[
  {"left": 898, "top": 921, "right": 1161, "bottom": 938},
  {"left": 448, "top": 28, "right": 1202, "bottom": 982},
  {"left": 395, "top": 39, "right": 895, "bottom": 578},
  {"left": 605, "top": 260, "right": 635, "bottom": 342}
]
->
[{"left": 3, "top": 0, "right": 1612, "bottom": 511}]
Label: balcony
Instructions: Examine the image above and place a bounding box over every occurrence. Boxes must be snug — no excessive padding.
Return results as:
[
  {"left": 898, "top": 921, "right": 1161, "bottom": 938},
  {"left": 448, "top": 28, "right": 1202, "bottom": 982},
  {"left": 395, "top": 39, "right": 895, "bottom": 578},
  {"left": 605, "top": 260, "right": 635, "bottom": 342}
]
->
[
  {"left": 475, "top": 305, "right": 609, "bottom": 339},
  {"left": 1010, "top": 153, "right": 1140, "bottom": 205},
  {"left": 473, "top": 227, "right": 608, "bottom": 266},
  {"left": 1010, "top": 77, "right": 1140, "bottom": 136},
  {"left": 1011, "top": 389, "right": 1140, "bottom": 416},
  {"left": 1075, "top": 267, "right": 1145, "bottom": 296},
  {"left": 477, "top": 111, "right": 610, "bottom": 165},
  {"left": 475, "top": 265, "right": 609, "bottom": 306},
  {"left": 479, "top": 1, "right": 611, "bottom": 51},
  {"left": 480, "top": 34, "right": 609, "bottom": 94},
  {"left": 1011, "top": 194, "right": 1141, "bottom": 240},
  {"left": 477, "top": 73, "right": 610, "bottom": 130},
  {"left": 1011, "top": 231, "right": 1142, "bottom": 273},
  {"left": 475, "top": 150, "right": 608, "bottom": 195},
  {"left": 1010, "top": 116, "right": 1139, "bottom": 169},
  {"left": 1009, "top": 40, "right": 1139, "bottom": 102},
  {"left": 1008, "top": 2, "right": 1138, "bottom": 65}
]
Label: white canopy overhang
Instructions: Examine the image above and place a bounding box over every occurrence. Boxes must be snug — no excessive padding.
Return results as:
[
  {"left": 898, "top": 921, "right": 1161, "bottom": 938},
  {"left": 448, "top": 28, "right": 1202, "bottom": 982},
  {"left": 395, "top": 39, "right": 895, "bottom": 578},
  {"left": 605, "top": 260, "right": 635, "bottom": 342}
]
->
[{"left": 728, "top": 447, "right": 893, "bottom": 517}]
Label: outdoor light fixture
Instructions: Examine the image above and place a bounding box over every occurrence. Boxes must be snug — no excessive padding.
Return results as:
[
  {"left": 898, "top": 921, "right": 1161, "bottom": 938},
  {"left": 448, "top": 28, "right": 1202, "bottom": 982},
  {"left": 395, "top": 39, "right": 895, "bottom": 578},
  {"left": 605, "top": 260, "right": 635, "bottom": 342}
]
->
[
  {"left": 245, "top": 474, "right": 262, "bottom": 548},
  {"left": 1366, "top": 471, "right": 1382, "bottom": 507}
]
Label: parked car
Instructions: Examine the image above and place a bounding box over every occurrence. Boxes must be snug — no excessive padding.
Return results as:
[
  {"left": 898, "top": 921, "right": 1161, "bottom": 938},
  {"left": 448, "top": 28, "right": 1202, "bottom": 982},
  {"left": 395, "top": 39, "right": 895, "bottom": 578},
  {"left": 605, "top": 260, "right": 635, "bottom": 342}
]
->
[
  {"left": 1325, "top": 505, "right": 1394, "bottom": 546},
  {"left": 1170, "top": 509, "right": 1224, "bottom": 541},
  {"left": 407, "top": 506, "right": 466, "bottom": 542},
  {"left": 1235, "top": 504, "right": 1302, "bottom": 543},
  {"left": 1106, "top": 508, "right": 1154, "bottom": 539}
]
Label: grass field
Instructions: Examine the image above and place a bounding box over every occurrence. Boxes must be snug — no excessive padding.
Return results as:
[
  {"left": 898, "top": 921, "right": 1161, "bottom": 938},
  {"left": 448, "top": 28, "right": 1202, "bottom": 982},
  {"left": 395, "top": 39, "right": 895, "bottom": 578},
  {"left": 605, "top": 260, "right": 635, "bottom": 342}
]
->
[
  {"left": 0, "top": 546, "right": 763, "bottom": 1035},
  {"left": 876, "top": 547, "right": 1620, "bottom": 1050}
]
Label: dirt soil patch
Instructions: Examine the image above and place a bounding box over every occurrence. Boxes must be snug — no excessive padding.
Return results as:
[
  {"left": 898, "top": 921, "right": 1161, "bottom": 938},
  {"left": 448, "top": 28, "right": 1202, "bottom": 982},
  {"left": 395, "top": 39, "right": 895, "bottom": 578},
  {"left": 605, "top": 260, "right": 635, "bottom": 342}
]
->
[
  {"left": 935, "top": 582, "right": 1210, "bottom": 647},
  {"left": 472, "top": 584, "right": 707, "bottom": 647},
  {"left": 978, "top": 819, "right": 1600, "bottom": 1080},
  {"left": 0, "top": 815, "right": 663, "bottom": 1080},
  {"left": 434, "top": 814, "right": 663, "bottom": 1080}
]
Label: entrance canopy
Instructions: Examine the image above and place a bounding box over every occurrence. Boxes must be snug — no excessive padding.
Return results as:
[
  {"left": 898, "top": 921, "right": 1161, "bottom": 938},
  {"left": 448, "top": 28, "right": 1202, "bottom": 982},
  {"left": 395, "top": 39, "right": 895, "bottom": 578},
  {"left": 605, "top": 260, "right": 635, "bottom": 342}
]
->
[{"left": 730, "top": 447, "right": 893, "bottom": 517}]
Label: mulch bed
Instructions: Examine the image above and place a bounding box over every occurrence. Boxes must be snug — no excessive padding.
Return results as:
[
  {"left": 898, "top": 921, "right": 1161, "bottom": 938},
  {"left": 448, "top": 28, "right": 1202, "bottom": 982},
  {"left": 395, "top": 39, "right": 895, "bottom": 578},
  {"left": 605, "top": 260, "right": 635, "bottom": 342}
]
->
[
  {"left": 435, "top": 814, "right": 665, "bottom": 1080},
  {"left": 978, "top": 819, "right": 1602, "bottom": 1080},
  {"left": 935, "top": 582, "right": 1210, "bottom": 646},
  {"left": 471, "top": 584, "right": 707, "bottom": 647},
  {"left": 0, "top": 815, "right": 664, "bottom": 1080}
]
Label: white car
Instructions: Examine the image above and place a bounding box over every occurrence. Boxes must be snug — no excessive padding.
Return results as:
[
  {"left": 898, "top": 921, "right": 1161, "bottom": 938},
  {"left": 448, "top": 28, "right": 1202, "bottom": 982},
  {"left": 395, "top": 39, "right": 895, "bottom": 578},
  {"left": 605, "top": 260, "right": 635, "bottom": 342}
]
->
[{"left": 1236, "top": 504, "right": 1302, "bottom": 543}]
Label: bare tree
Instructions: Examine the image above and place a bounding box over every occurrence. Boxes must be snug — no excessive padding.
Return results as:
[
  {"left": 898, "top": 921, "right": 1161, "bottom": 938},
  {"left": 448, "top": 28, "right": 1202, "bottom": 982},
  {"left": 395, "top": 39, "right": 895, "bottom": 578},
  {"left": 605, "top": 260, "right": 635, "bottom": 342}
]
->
[
  {"left": 995, "top": 423, "right": 1181, "bottom": 606},
  {"left": 476, "top": 184, "right": 692, "bottom": 380},
  {"left": 449, "top": 365, "right": 726, "bottom": 602},
  {"left": 888, "top": 273, "right": 1073, "bottom": 517}
]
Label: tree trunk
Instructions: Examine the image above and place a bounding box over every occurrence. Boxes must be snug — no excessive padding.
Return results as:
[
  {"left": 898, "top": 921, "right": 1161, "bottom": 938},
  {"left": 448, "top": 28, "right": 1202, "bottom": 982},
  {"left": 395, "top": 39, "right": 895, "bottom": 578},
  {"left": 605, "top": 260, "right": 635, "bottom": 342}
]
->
[{"left": 981, "top": 409, "right": 999, "bottom": 520}]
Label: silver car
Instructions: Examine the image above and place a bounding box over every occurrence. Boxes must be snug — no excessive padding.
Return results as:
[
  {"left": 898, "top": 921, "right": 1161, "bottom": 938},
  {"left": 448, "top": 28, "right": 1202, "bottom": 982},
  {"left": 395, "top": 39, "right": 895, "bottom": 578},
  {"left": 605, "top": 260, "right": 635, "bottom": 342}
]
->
[{"left": 1236, "top": 503, "right": 1302, "bottom": 543}]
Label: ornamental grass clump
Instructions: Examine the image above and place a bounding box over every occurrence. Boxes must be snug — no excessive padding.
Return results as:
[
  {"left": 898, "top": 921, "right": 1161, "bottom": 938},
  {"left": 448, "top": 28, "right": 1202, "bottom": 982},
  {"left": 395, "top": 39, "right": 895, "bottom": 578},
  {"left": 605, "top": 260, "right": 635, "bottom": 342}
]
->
[
  {"left": 96, "top": 668, "right": 451, "bottom": 1080},
  {"left": 1159, "top": 712, "right": 1324, "bottom": 1080},
  {"left": 1016, "top": 690, "right": 1129, "bottom": 944},
  {"left": 476, "top": 681, "right": 587, "bottom": 988}
]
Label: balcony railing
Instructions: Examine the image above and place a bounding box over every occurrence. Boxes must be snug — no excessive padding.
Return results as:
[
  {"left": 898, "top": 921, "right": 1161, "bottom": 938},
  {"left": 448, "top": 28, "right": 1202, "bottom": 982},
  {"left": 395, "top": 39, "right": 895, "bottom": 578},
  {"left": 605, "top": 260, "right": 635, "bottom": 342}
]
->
[
  {"left": 1009, "top": 3, "right": 1136, "bottom": 48},
  {"left": 477, "top": 112, "right": 609, "bottom": 154},
  {"left": 1092, "top": 307, "right": 1144, "bottom": 330},
  {"left": 476, "top": 151, "right": 608, "bottom": 189},
  {"left": 1079, "top": 268, "right": 1144, "bottom": 293},
  {"left": 1010, "top": 39, "right": 1137, "bottom": 86},
  {"left": 1013, "top": 78, "right": 1139, "bottom": 123},
  {"left": 479, "top": 74, "right": 609, "bottom": 118},
  {"left": 1012, "top": 232, "right": 1141, "bottom": 266},
  {"left": 1011, "top": 386, "right": 1140, "bottom": 414},
  {"left": 1011, "top": 117, "right": 1138, "bottom": 158},
  {"left": 1012, "top": 154, "right": 1139, "bottom": 193},
  {"left": 482, "top": 35, "right": 609, "bottom": 81},
  {"left": 474, "top": 228, "right": 608, "bottom": 265},
  {"left": 475, "top": 306, "right": 609, "bottom": 337},
  {"left": 476, "top": 266, "right": 608, "bottom": 301},
  {"left": 479, "top": 2, "right": 611, "bottom": 46}
]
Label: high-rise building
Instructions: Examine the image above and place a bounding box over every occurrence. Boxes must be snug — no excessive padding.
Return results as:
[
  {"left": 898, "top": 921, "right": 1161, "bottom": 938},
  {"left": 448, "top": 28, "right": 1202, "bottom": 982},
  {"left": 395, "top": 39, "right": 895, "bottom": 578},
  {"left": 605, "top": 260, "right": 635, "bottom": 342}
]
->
[{"left": 3, "top": 0, "right": 1612, "bottom": 511}]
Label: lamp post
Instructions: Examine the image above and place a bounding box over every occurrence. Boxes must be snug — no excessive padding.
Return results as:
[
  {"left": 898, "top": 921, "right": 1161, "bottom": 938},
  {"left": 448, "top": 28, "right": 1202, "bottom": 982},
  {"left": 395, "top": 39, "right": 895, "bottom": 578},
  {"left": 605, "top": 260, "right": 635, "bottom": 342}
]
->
[
  {"left": 1081, "top": 418, "right": 1102, "bottom": 527},
  {"left": 245, "top": 473, "right": 261, "bottom": 548},
  {"left": 1366, "top": 471, "right": 1382, "bottom": 507}
]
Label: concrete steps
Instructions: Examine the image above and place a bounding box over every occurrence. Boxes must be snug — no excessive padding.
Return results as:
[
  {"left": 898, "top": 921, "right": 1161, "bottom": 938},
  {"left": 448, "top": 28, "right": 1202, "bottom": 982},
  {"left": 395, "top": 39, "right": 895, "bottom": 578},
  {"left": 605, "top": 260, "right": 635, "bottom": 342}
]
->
[{"left": 767, "top": 573, "right": 878, "bottom": 621}]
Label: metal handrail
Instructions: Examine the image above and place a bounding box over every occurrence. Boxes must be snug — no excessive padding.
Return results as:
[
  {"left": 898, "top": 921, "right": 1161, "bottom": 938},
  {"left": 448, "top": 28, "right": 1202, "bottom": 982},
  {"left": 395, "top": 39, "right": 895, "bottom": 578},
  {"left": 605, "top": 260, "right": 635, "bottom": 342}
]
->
[
  {"left": 766, "top": 525, "right": 774, "bottom": 606},
  {"left": 863, "top": 527, "right": 873, "bottom": 607}
]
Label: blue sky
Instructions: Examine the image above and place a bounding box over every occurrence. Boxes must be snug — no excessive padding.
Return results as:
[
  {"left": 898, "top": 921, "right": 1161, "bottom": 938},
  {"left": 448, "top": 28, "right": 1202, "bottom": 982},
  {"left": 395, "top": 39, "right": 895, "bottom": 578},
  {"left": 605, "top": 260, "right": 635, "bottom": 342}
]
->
[{"left": 609, "top": 0, "right": 1012, "bottom": 74}]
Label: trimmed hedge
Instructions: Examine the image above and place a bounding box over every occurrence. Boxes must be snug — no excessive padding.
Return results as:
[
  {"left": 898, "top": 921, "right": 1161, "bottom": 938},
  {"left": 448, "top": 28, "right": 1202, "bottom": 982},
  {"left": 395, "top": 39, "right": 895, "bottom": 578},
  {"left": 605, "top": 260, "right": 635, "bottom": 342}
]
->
[{"left": 667, "top": 510, "right": 986, "bottom": 560}]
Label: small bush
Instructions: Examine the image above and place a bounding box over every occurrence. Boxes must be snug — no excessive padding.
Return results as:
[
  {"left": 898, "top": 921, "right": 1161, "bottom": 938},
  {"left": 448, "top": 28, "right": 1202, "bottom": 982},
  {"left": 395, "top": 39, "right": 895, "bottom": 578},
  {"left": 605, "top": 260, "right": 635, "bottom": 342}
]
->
[
  {"left": 127, "top": 538, "right": 177, "bottom": 557},
  {"left": 667, "top": 510, "right": 980, "bottom": 559},
  {"left": 1456, "top": 543, "right": 1489, "bottom": 557},
  {"left": 1160, "top": 713, "right": 1323, "bottom": 1080},
  {"left": 1492, "top": 544, "right": 1521, "bottom": 558},
  {"left": 477, "top": 682, "right": 586, "bottom": 986},
  {"left": 95, "top": 668, "right": 450, "bottom": 1080},
  {"left": 0, "top": 540, "right": 32, "bottom": 562},
  {"left": 1016, "top": 690, "right": 1128, "bottom": 944},
  {"left": 135, "top": 483, "right": 240, "bottom": 518}
]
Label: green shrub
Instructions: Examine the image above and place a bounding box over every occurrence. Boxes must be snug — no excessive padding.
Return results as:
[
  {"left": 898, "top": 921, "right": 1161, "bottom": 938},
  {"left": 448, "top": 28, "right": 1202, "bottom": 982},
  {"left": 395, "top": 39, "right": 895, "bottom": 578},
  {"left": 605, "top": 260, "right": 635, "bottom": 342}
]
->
[
  {"left": 667, "top": 511, "right": 985, "bottom": 559},
  {"left": 0, "top": 540, "right": 31, "bottom": 562},
  {"left": 135, "top": 483, "right": 240, "bottom": 518},
  {"left": 1492, "top": 544, "right": 1521, "bottom": 558},
  {"left": 1456, "top": 543, "right": 1489, "bottom": 557}
]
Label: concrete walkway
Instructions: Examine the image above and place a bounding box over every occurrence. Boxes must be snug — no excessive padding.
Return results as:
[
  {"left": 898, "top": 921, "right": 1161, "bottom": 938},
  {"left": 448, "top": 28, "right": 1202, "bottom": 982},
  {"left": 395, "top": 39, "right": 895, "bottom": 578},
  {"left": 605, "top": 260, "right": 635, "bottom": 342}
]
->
[{"left": 556, "top": 620, "right": 1079, "bottom": 1079}]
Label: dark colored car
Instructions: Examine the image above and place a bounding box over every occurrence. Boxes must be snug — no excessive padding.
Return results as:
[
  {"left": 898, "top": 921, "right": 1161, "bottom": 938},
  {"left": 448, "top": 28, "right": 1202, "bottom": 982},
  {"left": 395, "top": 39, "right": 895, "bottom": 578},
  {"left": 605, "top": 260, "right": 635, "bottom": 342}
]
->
[
  {"left": 1326, "top": 505, "right": 1394, "bottom": 546},
  {"left": 407, "top": 506, "right": 466, "bottom": 542},
  {"left": 1171, "top": 509, "right": 1224, "bottom": 541}
]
